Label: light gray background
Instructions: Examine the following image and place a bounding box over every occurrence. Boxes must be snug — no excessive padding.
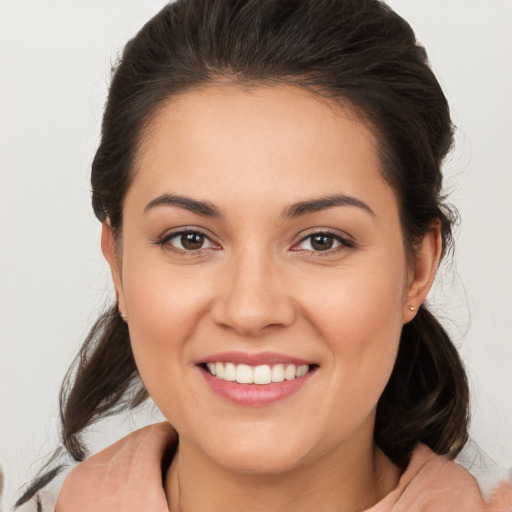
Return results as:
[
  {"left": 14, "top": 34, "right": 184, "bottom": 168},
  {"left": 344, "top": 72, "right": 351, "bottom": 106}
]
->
[{"left": 1, "top": 0, "right": 511, "bottom": 509}]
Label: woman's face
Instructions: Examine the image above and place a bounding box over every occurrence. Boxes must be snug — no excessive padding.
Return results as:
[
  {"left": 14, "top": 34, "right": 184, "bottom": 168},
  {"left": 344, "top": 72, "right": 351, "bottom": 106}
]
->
[{"left": 105, "top": 85, "right": 438, "bottom": 474}]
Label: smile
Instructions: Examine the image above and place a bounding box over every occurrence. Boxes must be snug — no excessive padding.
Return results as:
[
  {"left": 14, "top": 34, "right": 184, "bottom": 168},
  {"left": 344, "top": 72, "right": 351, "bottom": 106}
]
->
[
  {"left": 198, "top": 352, "right": 318, "bottom": 406},
  {"left": 205, "top": 362, "right": 310, "bottom": 385}
]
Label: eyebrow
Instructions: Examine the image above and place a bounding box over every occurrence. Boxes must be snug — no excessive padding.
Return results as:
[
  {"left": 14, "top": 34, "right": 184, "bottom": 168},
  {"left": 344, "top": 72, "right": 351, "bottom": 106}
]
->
[
  {"left": 144, "top": 194, "right": 222, "bottom": 217},
  {"left": 144, "top": 192, "right": 374, "bottom": 219},
  {"left": 282, "top": 194, "right": 375, "bottom": 219}
]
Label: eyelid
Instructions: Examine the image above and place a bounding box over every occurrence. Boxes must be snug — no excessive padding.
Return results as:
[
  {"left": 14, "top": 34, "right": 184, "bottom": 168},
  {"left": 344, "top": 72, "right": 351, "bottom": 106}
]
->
[
  {"left": 154, "top": 226, "right": 221, "bottom": 253},
  {"left": 290, "top": 228, "right": 355, "bottom": 254},
  {"left": 153, "top": 226, "right": 354, "bottom": 256}
]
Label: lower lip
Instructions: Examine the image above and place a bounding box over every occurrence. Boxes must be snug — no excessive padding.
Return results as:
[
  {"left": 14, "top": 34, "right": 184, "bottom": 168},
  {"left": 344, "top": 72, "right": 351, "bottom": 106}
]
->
[{"left": 199, "top": 367, "right": 316, "bottom": 406}]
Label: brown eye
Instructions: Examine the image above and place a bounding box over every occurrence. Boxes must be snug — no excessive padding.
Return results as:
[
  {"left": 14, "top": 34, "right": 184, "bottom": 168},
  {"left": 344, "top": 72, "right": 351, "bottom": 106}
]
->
[
  {"left": 293, "top": 231, "right": 353, "bottom": 254},
  {"left": 310, "top": 234, "right": 334, "bottom": 251},
  {"left": 160, "top": 230, "right": 216, "bottom": 252},
  {"left": 181, "top": 232, "right": 206, "bottom": 250}
]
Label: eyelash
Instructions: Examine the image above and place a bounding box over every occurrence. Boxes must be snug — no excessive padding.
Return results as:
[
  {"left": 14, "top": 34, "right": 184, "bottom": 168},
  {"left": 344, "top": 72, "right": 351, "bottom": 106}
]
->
[
  {"left": 154, "top": 228, "right": 355, "bottom": 256},
  {"left": 291, "top": 230, "right": 355, "bottom": 257},
  {"left": 154, "top": 228, "right": 219, "bottom": 256}
]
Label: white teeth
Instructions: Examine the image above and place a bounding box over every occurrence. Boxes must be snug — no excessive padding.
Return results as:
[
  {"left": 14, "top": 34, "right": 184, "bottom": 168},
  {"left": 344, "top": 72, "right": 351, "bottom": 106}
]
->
[
  {"left": 284, "top": 364, "right": 296, "bottom": 381},
  {"left": 205, "top": 362, "right": 311, "bottom": 384},
  {"left": 253, "top": 365, "right": 272, "bottom": 384},
  {"left": 271, "top": 364, "right": 285, "bottom": 383},
  {"left": 296, "top": 365, "right": 309, "bottom": 378},
  {"left": 224, "top": 362, "right": 236, "bottom": 381},
  {"left": 235, "top": 364, "right": 253, "bottom": 384},
  {"left": 215, "top": 362, "right": 224, "bottom": 379}
]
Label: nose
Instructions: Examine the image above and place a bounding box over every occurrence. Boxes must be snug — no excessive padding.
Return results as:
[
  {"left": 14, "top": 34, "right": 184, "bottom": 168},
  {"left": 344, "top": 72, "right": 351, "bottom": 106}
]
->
[{"left": 210, "top": 250, "right": 296, "bottom": 337}]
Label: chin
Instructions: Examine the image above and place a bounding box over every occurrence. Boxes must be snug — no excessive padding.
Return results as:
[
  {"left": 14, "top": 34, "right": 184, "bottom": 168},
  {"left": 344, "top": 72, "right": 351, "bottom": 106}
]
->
[
  {"left": 185, "top": 419, "right": 322, "bottom": 475},
  {"left": 207, "top": 442, "right": 308, "bottom": 475}
]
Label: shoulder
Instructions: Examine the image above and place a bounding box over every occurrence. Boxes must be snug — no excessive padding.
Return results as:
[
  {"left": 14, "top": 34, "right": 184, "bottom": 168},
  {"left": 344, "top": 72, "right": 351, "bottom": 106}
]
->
[
  {"left": 455, "top": 440, "right": 512, "bottom": 512},
  {"left": 55, "top": 422, "right": 176, "bottom": 512},
  {"left": 368, "top": 444, "right": 511, "bottom": 512}
]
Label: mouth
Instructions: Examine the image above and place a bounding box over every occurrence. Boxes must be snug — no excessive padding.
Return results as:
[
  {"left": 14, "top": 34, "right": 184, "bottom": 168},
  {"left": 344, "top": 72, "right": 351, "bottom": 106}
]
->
[
  {"left": 201, "top": 362, "right": 316, "bottom": 385},
  {"left": 196, "top": 352, "right": 319, "bottom": 405}
]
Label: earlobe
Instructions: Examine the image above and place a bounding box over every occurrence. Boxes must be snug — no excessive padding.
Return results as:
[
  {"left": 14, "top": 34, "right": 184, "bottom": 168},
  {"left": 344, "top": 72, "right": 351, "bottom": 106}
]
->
[
  {"left": 101, "top": 221, "right": 127, "bottom": 317},
  {"left": 403, "top": 221, "right": 443, "bottom": 323}
]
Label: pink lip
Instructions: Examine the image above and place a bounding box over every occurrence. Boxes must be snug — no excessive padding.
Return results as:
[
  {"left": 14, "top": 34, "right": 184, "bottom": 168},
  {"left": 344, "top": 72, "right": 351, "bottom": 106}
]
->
[
  {"left": 198, "top": 351, "right": 313, "bottom": 366},
  {"left": 197, "top": 363, "right": 317, "bottom": 407}
]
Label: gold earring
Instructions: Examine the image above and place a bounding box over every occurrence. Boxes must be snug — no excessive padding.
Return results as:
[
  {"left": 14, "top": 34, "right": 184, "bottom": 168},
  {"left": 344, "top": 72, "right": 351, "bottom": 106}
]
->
[{"left": 408, "top": 305, "right": 416, "bottom": 312}]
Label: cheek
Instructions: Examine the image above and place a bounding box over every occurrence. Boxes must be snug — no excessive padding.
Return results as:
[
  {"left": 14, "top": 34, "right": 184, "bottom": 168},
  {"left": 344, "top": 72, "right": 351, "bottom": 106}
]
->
[
  {"left": 123, "top": 239, "right": 213, "bottom": 331},
  {"left": 304, "top": 253, "right": 407, "bottom": 342},
  {"left": 303, "top": 258, "right": 407, "bottom": 419},
  {"left": 120, "top": 254, "right": 214, "bottom": 404}
]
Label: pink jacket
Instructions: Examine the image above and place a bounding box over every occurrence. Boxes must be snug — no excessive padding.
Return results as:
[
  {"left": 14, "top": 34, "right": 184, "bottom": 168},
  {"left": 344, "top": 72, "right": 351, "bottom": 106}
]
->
[{"left": 55, "top": 423, "right": 511, "bottom": 512}]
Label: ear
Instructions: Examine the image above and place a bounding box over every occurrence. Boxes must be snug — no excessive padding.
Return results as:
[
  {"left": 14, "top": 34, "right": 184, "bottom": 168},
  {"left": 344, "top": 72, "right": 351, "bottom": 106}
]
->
[
  {"left": 101, "top": 221, "right": 127, "bottom": 318},
  {"left": 403, "top": 220, "right": 443, "bottom": 323}
]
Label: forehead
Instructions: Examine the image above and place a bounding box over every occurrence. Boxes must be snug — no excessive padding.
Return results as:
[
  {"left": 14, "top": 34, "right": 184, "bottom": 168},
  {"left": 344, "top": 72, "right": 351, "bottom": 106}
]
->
[{"left": 129, "top": 84, "right": 394, "bottom": 214}]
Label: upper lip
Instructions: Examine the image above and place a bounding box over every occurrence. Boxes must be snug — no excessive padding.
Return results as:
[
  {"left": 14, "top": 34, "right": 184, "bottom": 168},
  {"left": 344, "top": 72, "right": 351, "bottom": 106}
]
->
[{"left": 198, "top": 351, "right": 315, "bottom": 366}]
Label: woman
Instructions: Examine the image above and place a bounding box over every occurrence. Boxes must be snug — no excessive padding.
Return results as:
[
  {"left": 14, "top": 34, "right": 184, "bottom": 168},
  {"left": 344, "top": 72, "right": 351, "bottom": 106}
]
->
[{"left": 15, "top": 0, "right": 511, "bottom": 510}]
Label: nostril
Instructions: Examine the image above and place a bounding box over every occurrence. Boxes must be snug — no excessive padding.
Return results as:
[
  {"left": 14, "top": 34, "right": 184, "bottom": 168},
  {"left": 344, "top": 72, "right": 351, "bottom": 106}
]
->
[{"left": 210, "top": 294, "right": 296, "bottom": 336}]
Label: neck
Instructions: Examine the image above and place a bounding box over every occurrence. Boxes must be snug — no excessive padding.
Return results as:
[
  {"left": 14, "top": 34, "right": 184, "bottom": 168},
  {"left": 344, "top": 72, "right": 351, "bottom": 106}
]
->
[{"left": 165, "top": 434, "right": 400, "bottom": 512}]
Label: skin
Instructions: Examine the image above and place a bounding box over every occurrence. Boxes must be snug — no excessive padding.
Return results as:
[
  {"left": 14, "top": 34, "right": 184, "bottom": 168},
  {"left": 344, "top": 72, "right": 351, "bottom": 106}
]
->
[{"left": 102, "top": 85, "right": 441, "bottom": 512}]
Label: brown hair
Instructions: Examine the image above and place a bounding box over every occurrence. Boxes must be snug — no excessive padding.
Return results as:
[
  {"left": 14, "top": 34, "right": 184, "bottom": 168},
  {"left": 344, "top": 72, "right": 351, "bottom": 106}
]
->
[{"left": 18, "top": 0, "right": 469, "bottom": 506}]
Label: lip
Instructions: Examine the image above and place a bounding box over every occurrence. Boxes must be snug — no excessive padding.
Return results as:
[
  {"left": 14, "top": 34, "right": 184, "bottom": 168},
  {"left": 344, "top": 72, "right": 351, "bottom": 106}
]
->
[
  {"left": 196, "top": 352, "right": 318, "bottom": 406},
  {"left": 198, "top": 351, "right": 314, "bottom": 366}
]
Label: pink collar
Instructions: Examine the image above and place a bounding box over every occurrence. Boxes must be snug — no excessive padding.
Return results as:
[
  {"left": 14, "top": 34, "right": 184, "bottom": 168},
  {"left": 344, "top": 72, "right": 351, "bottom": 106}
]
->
[{"left": 56, "top": 422, "right": 510, "bottom": 512}]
